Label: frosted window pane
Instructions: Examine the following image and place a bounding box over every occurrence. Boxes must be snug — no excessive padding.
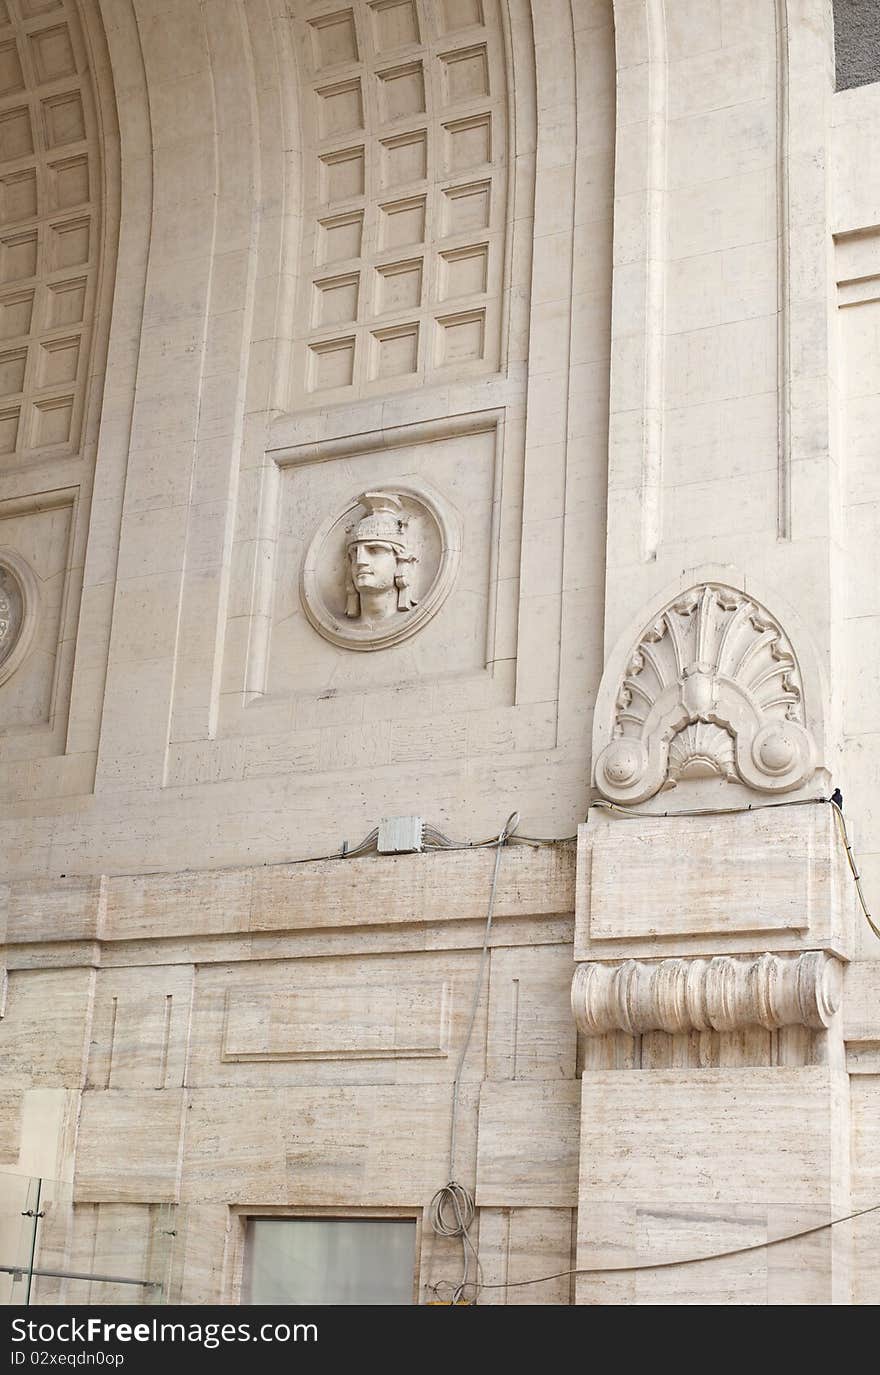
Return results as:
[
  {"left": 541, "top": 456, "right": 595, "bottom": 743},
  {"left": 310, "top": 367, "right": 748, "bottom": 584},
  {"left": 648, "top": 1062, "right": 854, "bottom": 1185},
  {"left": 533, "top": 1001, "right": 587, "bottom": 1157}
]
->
[{"left": 242, "top": 1218, "right": 416, "bottom": 1305}]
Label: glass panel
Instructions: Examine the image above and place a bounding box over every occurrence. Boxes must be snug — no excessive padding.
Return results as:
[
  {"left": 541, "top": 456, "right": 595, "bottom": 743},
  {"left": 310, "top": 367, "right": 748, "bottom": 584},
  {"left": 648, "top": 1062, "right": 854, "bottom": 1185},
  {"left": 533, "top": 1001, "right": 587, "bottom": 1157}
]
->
[
  {"left": 0, "top": 1172, "right": 39, "bottom": 1305},
  {"left": 243, "top": 1218, "right": 416, "bottom": 1306},
  {"left": 0, "top": 1172, "right": 178, "bottom": 1305}
]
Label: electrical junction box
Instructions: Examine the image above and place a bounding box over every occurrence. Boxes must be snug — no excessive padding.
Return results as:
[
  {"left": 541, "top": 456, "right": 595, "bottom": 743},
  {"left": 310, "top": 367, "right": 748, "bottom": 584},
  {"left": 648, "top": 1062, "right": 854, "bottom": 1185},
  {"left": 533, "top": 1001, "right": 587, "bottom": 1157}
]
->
[{"left": 377, "top": 816, "right": 424, "bottom": 854}]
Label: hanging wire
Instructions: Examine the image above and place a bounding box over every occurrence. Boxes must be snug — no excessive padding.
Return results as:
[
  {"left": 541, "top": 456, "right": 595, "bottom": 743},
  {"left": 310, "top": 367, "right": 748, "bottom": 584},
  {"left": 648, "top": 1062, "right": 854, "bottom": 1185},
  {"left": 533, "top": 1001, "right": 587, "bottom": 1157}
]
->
[
  {"left": 438, "top": 1197, "right": 880, "bottom": 1297},
  {"left": 428, "top": 811, "right": 519, "bottom": 1304}
]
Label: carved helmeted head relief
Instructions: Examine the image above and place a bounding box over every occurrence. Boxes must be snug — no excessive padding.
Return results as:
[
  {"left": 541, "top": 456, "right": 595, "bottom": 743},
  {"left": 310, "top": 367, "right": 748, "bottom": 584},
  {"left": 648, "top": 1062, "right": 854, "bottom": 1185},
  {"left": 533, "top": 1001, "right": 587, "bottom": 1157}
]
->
[
  {"left": 344, "top": 492, "right": 418, "bottom": 624},
  {"left": 300, "top": 482, "right": 461, "bottom": 652},
  {"left": 0, "top": 551, "right": 38, "bottom": 689},
  {"left": 594, "top": 583, "right": 821, "bottom": 805}
]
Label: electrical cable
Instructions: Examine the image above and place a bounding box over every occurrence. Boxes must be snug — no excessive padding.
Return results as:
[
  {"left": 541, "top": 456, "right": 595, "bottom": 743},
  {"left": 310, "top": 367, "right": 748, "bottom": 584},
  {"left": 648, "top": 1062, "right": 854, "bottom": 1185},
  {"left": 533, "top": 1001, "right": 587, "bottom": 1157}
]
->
[
  {"left": 428, "top": 1198, "right": 880, "bottom": 1298},
  {"left": 428, "top": 811, "right": 520, "bottom": 1305},
  {"left": 829, "top": 798, "right": 880, "bottom": 941}
]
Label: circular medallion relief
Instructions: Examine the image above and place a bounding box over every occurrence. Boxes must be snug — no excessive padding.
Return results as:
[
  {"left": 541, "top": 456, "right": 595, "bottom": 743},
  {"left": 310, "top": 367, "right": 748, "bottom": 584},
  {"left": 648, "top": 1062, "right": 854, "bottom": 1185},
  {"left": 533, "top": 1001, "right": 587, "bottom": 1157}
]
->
[
  {"left": 0, "top": 550, "right": 38, "bottom": 686},
  {"left": 301, "top": 485, "right": 461, "bottom": 651}
]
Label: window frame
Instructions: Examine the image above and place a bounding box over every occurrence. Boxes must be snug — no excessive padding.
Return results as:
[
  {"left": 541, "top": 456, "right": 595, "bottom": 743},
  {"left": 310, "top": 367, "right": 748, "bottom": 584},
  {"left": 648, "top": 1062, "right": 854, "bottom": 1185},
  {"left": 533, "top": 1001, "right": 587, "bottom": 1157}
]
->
[{"left": 225, "top": 1204, "right": 424, "bottom": 1307}]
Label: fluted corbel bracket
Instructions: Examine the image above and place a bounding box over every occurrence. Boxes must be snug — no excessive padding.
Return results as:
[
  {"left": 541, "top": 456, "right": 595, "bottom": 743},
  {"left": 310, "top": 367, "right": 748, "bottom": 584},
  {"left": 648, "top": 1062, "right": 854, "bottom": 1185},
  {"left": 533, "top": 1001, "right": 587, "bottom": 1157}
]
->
[{"left": 571, "top": 951, "right": 843, "bottom": 1036}]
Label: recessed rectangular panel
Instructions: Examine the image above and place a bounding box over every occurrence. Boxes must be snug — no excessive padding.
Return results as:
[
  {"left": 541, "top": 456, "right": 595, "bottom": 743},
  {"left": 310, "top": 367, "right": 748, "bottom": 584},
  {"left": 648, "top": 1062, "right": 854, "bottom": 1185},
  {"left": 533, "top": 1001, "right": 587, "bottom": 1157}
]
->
[
  {"left": 223, "top": 979, "right": 450, "bottom": 1060},
  {"left": 308, "top": 335, "right": 355, "bottom": 391},
  {"left": 375, "top": 257, "right": 422, "bottom": 313},
  {"left": 319, "top": 146, "right": 365, "bottom": 203},
  {"left": 377, "top": 61, "right": 425, "bottom": 121},
  {"left": 441, "top": 44, "right": 490, "bottom": 102},
  {"left": 441, "top": 179, "right": 491, "bottom": 234},
  {"left": 0, "top": 288, "right": 33, "bottom": 338},
  {"left": 29, "top": 24, "right": 77, "bottom": 82},
  {"left": 0, "top": 404, "right": 18, "bottom": 453},
  {"left": 438, "top": 0, "right": 484, "bottom": 33},
  {"left": 0, "top": 169, "right": 37, "bottom": 224},
  {"left": 436, "top": 307, "right": 485, "bottom": 364},
  {"left": 370, "top": 0, "right": 420, "bottom": 53},
  {"left": 586, "top": 811, "right": 815, "bottom": 941},
  {"left": 308, "top": 8, "right": 358, "bottom": 71},
  {"left": 378, "top": 194, "right": 425, "bottom": 249},
  {"left": 0, "top": 107, "right": 33, "bottom": 162},
  {"left": 45, "top": 276, "right": 86, "bottom": 326},
  {"left": 41, "top": 91, "right": 86, "bottom": 148},
  {"left": 17, "top": 0, "right": 64, "bottom": 16},
  {"left": 0, "top": 346, "right": 26, "bottom": 395},
  {"left": 316, "top": 79, "right": 364, "bottom": 140},
  {"left": 371, "top": 321, "right": 418, "bottom": 378},
  {"left": 37, "top": 334, "right": 79, "bottom": 386},
  {"left": 380, "top": 129, "right": 427, "bottom": 188},
  {"left": 444, "top": 114, "right": 491, "bottom": 172},
  {"left": 32, "top": 393, "right": 73, "bottom": 445},
  {"left": 49, "top": 217, "right": 89, "bottom": 269},
  {"left": 439, "top": 242, "right": 488, "bottom": 298},
  {"left": 47, "top": 154, "right": 89, "bottom": 210},
  {"left": 312, "top": 272, "right": 359, "bottom": 327},
  {"left": 317, "top": 210, "right": 363, "bottom": 265},
  {"left": 0, "top": 38, "right": 23, "bottom": 95},
  {"left": 0, "top": 231, "right": 37, "bottom": 283}
]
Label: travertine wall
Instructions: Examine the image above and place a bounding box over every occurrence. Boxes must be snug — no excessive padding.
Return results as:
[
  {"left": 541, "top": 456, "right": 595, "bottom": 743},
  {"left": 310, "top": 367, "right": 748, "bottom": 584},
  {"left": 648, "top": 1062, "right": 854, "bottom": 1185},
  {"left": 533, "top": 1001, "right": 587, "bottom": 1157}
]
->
[{"left": 1, "top": 0, "right": 880, "bottom": 1306}]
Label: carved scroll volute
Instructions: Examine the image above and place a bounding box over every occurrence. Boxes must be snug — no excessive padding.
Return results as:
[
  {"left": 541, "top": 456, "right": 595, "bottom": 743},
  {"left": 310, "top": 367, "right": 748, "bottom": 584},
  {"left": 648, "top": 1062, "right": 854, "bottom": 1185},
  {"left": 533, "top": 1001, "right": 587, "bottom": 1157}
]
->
[
  {"left": 594, "top": 583, "right": 819, "bottom": 804},
  {"left": 571, "top": 952, "right": 843, "bottom": 1037}
]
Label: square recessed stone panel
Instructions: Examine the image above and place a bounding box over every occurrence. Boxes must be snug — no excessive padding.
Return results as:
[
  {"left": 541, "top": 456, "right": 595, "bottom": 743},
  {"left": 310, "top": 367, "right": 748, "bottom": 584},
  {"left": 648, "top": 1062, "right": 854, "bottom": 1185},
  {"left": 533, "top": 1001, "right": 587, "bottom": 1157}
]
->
[
  {"left": 0, "top": 38, "right": 24, "bottom": 96},
  {"left": 439, "top": 242, "right": 488, "bottom": 299},
  {"left": 443, "top": 113, "right": 491, "bottom": 173},
  {"left": 42, "top": 91, "right": 86, "bottom": 148},
  {"left": 441, "top": 179, "right": 491, "bottom": 235},
  {"left": 0, "top": 230, "right": 37, "bottom": 283},
  {"left": 0, "top": 345, "right": 26, "bottom": 395},
  {"left": 369, "top": 0, "right": 420, "bottom": 54},
  {"left": 49, "top": 216, "right": 89, "bottom": 270},
  {"left": 29, "top": 24, "right": 77, "bottom": 83},
  {"left": 308, "top": 335, "right": 356, "bottom": 391},
  {"left": 377, "top": 61, "right": 425, "bottom": 122},
  {"left": 308, "top": 8, "right": 359, "bottom": 72},
  {"left": 375, "top": 257, "right": 422, "bottom": 313},
  {"left": 312, "top": 272, "right": 360, "bottom": 328},
  {"left": 37, "top": 334, "right": 80, "bottom": 387},
  {"left": 0, "top": 107, "right": 34, "bottom": 162},
  {"left": 45, "top": 276, "right": 86, "bottom": 327},
  {"left": 270, "top": 419, "right": 497, "bottom": 695},
  {"left": 371, "top": 321, "right": 419, "bottom": 378},
  {"left": 380, "top": 129, "right": 427, "bottom": 189},
  {"left": 0, "top": 288, "right": 33, "bottom": 338},
  {"left": 316, "top": 79, "right": 364, "bottom": 140},
  {"left": 32, "top": 392, "right": 73, "bottom": 446},
  {"left": 18, "top": 0, "right": 64, "bottom": 16},
  {"left": 317, "top": 210, "right": 364, "bottom": 265},
  {"left": 438, "top": 0, "right": 484, "bottom": 33},
  {"left": 436, "top": 307, "right": 485, "bottom": 364},
  {"left": 0, "top": 168, "right": 37, "bottom": 224},
  {"left": 378, "top": 194, "right": 425, "bottom": 250},
  {"left": 47, "top": 154, "right": 89, "bottom": 210},
  {"left": 319, "top": 146, "right": 366, "bottom": 203},
  {"left": 440, "top": 44, "right": 490, "bottom": 103},
  {"left": 0, "top": 404, "right": 18, "bottom": 453}
]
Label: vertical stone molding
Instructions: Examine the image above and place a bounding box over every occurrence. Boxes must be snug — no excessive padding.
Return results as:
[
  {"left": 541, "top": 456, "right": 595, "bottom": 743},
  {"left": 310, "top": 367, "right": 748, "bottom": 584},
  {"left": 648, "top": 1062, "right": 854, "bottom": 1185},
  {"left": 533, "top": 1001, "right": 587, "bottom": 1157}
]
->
[{"left": 571, "top": 951, "right": 844, "bottom": 1036}]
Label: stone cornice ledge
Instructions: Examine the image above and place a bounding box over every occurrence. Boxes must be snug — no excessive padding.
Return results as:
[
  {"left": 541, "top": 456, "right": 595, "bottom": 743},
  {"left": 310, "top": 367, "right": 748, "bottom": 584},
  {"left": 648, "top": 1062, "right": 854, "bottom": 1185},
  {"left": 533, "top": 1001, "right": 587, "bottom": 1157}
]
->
[{"left": 571, "top": 951, "right": 843, "bottom": 1035}]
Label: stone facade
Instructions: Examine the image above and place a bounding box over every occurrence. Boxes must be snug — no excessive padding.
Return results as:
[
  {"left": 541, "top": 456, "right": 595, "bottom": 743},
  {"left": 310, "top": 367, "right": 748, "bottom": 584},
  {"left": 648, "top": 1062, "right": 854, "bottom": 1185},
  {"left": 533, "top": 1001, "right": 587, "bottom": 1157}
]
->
[{"left": 0, "top": 0, "right": 879, "bottom": 1306}]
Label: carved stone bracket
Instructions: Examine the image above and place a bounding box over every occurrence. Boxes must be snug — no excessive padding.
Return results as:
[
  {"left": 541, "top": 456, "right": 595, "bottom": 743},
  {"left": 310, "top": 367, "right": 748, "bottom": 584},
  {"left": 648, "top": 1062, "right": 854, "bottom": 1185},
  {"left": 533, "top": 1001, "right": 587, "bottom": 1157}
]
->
[
  {"left": 594, "top": 582, "right": 819, "bottom": 804},
  {"left": 571, "top": 952, "right": 843, "bottom": 1035}
]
